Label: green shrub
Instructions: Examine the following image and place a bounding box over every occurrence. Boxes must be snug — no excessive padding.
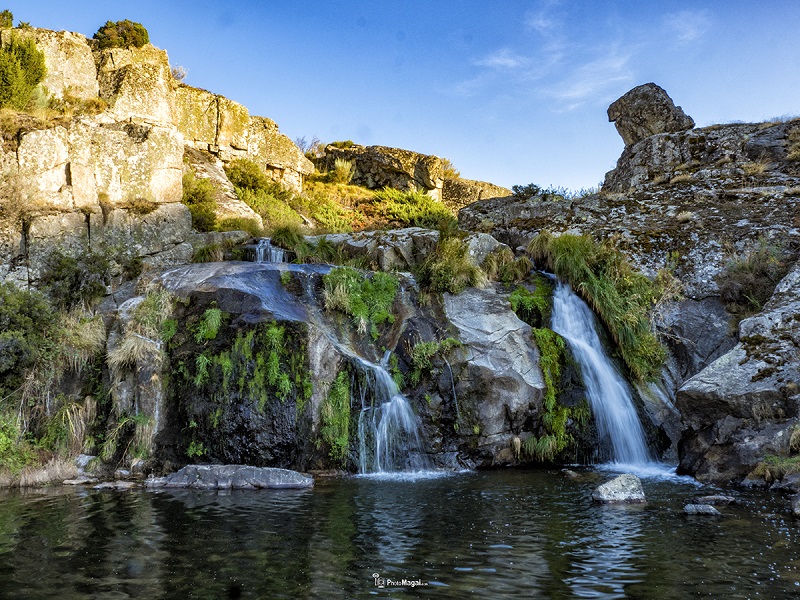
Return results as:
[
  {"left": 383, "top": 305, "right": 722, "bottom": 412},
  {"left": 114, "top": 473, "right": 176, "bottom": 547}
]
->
[
  {"left": 323, "top": 267, "right": 399, "bottom": 339},
  {"left": 0, "top": 34, "right": 46, "bottom": 110},
  {"left": 216, "top": 217, "right": 262, "bottom": 237},
  {"left": 330, "top": 158, "right": 354, "bottom": 184},
  {"left": 0, "top": 282, "right": 56, "bottom": 398},
  {"left": 527, "top": 231, "right": 667, "bottom": 381},
  {"left": 417, "top": 236, "right": 486, "bottom": 294},
  {"left": 182, "top": 171, "right": 217, "bottom": 232},
  {"left": 0, "top": 414, "right": 36, "bottom": 474},
  {"left": 236, "top": 187, "right": 304, "bottom": 230},
  {"left": 40, "top": 248, "right": 110, "bottom": 311},
  {"left": 93, "top": 20, "right": 149, "bottom": 50},
  {"left": 373, "top": 187, "right": 455, "bottom": 229},
  {"left": 0, "top": 10, "right": 12, "bottom": 28},
  {"left": 716, "top": 237, "right": 791, "bottom": 319},
  {"left": 330, "top": 140, "right": 354, "bottom": 149},
  {"left": 224, "top": 158, "right": 274, "bottom": 192},
  {"left": 512, "top": 183, "right": 541, "bottom": 199},
  {"left": 408, "top": 337, "right": 460, "bottom": 386},
  {"left": 270, "top": 223, "right": 305, "bottom": 251}
]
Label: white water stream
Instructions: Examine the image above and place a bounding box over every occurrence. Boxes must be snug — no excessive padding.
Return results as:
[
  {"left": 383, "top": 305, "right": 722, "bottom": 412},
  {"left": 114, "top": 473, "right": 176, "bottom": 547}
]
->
[{"left": 550, "top": 282, "right": 655, "bottom": 467}]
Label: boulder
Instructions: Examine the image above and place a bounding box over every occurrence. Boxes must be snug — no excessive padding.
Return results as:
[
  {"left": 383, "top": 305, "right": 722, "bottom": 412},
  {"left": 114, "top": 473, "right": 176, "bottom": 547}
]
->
[
  {"left": 791, "top": 493, "right": 800, "bottom": 517},
  {"left": 692, "top": 495, "right": 736, "bottom": 505},
  {"left": 591, "top": 473, "right": 646, "bottom": 503},
  {"left": 319, "top": 144, "right": 445, "bottom": 200},
  {"left": 444, "top": 287, "right": 545, "bottom": 462},
  {"left": 608, "top": 83, "right": 694, "bottom": 147},
  {"left": 684, "top": 504, "right": 722, "bottom": 516},
  {"left": 147, "top": 465, "right": 314, "bottom": 490},
  {"left": 442, "top": 177, "right": 512, "bottom": 212}
]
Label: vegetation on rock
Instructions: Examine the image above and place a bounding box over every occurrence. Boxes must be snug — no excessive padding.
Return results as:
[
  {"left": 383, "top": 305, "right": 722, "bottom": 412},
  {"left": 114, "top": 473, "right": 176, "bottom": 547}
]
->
[
  {"left": 319, "top": 370, "right": 351, "bottom": 466},
  {"left": 509, "top": 276, "right": 553, "bottom": 328},
  {"left": 483, "top": 246, "right": 532, "bottom": 284},
  {"left": 528, "top": 231, "right": 672, "bottom": 381},
  {"left": 373, "top": 187, "right": 455, "bottom": 229},
  {"left": 93, "top": 20, "right": 149, "bottom": 50},
  {"left": 417, "top": 230, "right": 486, "bottom": 294},
  {"left": 0, "top": 34, "right": 46, "bottom": 111},
  {"left": 323, "top": 267, "right": 399, "bottom": 339}
]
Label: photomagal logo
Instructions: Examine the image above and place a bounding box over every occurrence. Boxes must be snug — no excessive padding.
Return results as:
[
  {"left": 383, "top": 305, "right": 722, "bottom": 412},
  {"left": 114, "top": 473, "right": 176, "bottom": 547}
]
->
[{"left": 372, "top": 573, "right": 385, "bottom": 588}]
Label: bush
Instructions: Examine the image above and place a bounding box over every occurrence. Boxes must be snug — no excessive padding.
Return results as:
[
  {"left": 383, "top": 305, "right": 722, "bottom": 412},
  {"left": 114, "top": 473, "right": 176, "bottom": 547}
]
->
[
  {"left": 40, "top": 248, "right": 110, "bottom": 311},
  {"left": 270, "top": 223, "right": 305, "bottom": 251},
  {"left": 483, "top": 247, "right": 532, "bottom": 284},
  {"left": 0, "top": 10, "right": 12, "bottom": 28},
  {"left": 417, "top": 236, "right": 486, "bottom": 294},
  {"left": 182, "top": 171, "right": 217, "bottom": 232},
  {"left": 224, "top": 158, "right": 273, "bottom": 192},
  {"left": 512, "top": 183, "right": 541, "bottom": 199},
  {"left": 330, "top": 158, "right": 354, "bottom": 184},
  {"left": 93, "top": 20, "right": 149, "bottom": 50},
  {"left": 237, "top": 187, "right": 303, "bottom": 230},
  {"left": 330, "top": 140, "right": 354, "bottom": 149},
  {"left": 373, "top": 187, "right": 455, "bottom": 229},
  {"left": 0, "top": 34, "right": 46, "bottom": 110},
  {"left": 528, "top": 231, "right": 668, "bottom": 381}
]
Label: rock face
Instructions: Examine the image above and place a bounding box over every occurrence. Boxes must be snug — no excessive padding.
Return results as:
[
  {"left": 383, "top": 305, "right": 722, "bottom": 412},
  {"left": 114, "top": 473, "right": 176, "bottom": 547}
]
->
[
  {"left": 442, "top": 177, "right": 512, "bottom": 212},
  {"left": 306, "top": 228, "right": 505, "bottom": 272},
  {"left": 318, "top": 144, "right": 445, "bottom": 200},
  {"left": 139, "top": 261, "right": 554, "bottom": 472},
  {"left": 175, "top": 86, "right": 313, "bottom": 192},
  {"left": 443, "top": 287, "right": 546, "bottom": 464},
  {"left": 677, "top": 263, "right": 800, "bottom": 483},
  {"left": 591, "top": 473, "right": 646, "bottom": 503},
  {"left": 607, "top": 83, "right": 695, "bottom": 147},
  {"left": 1, "top": 28, "right": 99, "bottom": 100},
  {"left": 148, "top": 464, "right": 314, "bottom": 489}
]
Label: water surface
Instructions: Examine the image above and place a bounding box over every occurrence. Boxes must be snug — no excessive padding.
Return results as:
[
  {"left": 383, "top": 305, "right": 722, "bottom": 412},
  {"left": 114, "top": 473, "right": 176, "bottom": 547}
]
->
[{"left": 1, "top": 469, "right": 798, "bottom": 598}]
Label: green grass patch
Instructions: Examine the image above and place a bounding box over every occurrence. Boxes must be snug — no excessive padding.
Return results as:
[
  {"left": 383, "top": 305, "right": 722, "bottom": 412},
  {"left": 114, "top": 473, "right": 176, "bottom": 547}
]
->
[
  {"left": 323, "top": 267, "right": 399, "bottom": 340},
  {"left": 417, "top": 235, "right": 486, "bottom": 294},
  {"left": 528, "top": 231, "right": 668, "bottom": 381},
  {"left": 373, "top": 188, "right": 455, "bottom": 229},
  {"left": 509, "top": 276, "right": 553, "bottom": 328}
]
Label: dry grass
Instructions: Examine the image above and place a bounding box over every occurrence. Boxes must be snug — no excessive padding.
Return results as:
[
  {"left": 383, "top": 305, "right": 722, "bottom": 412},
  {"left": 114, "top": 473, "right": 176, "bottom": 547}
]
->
[
  {"left": 669, "top": 174, "right": 693, "bottom": 185},
  {"left": 19, "top": 458, "right": 78, "bottom": 487},
  {"left": 58, "top": 313, "right": 106, "bottom": 374},
  {"left": 107, "top": 332, "right": 161, "bottom": 371},
  {"left": 675, "top": 211, "right": 695, "bottom": 223},
  {"left": 742, "top": 160, "right": 773, "bottom": 176}
]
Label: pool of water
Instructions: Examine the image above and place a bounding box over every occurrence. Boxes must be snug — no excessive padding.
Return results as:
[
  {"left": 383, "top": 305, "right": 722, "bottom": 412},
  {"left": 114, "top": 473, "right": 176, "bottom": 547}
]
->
[{"left": 1, "top": 468, "right": 798, "bottom": 598}]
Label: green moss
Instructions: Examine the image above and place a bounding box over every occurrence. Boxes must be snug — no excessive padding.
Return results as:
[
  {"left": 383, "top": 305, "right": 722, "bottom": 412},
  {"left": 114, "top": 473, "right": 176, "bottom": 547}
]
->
[
  {"left": 408, "top": 337, "right": 461, "bottom": 386},
  {"left": 319, "top": 370, "right": 351, "bottom": 466},
  {"left": 528, "top": 231, "right": 667, "bottom": 381},
  {"left": 194, "top": 307, "right": 223, "bottom": 343},
  {"left": 323, "top": 267, "right": 399, "bottom": 340},
  {"left": 523, "top": 328, "right": 589, "bottom": 462},
  {"left": 509, "top": 275, "right": 552, "bottom": 328}
]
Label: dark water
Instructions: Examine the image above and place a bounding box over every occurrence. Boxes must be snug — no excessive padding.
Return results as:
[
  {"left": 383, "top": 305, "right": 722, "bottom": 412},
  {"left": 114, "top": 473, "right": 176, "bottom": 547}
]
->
[{"left": 0, "top": 469, "right": 799, "bottom": 599}]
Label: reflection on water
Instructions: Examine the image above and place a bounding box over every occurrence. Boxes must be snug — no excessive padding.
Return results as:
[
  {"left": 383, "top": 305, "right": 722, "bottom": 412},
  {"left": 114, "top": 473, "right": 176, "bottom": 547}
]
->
[{"left": 1, "top": 470, "right": 799, "bottom": 598}]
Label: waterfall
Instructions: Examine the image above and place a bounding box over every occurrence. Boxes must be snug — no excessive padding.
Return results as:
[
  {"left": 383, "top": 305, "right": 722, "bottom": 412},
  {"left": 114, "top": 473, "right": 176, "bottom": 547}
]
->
[
  {"left": 550, "top": 282, "right": 653, "bottom": 466},
  {"left": 252, "top": 238, "right": 287, "bottom": 263},
  {"left": 354, "top": 353, "right": 429, "bottom": 474}
]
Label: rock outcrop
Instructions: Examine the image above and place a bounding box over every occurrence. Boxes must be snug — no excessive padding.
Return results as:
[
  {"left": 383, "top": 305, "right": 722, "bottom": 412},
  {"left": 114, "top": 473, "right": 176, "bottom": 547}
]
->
[
  {"left": 677, "top": 263, "right": 800, "bottom": 483},
  {"left": 607, "top": 83, "right": 694, "bottom": 147},
  {"left": 175, "top": 85, "right": 313, "bottom": 192},
  {"left": 306, "top": 228, "right": 505, "bottom": 272},
  {"left": 317, "top": 144, "right": 445, "bottom": 200},
  {"left": 442, "top": 177, "right": 512, "bottom": 212}
]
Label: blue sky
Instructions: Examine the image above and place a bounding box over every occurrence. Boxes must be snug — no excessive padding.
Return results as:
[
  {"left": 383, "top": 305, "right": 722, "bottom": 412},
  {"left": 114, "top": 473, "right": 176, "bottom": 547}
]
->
[{"left": 8, "top": 1, "right": 800, "bottom": 190}]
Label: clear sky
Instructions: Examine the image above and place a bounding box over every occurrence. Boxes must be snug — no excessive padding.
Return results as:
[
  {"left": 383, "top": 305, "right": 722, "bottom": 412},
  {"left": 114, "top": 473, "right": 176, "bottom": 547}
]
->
[{"left": 6, "top": 1, "right": 800, "bottom": 190}]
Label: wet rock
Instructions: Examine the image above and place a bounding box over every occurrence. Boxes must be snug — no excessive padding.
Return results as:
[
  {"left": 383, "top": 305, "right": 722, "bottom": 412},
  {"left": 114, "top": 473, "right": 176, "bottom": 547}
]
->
[
  {"left": 147, "top": 465, "right": 314, "bottom": 490},
  {"left": 591, "top": 473, "right": 646, "bottom": 504},
  {"left": 791, "top": 494, "right": 800, "bottom": 517},
  {"left": 692, "top": 495, "right": 737, "bottom": 506},
  {"left": 94, "top": 481, "right": 139, "bottom": 490},
  {"left": 684, "top": 504, "right": 722, "bottom": 516},
  {"left": 607, "top": 83, "right": 694, "bottom": 147}
]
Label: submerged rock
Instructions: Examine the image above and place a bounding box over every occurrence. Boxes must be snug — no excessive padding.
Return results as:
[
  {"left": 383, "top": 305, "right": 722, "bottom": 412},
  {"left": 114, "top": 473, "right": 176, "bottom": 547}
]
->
[
  {"left": 147, "top": 465, "right": 314, "bottom": 490},
  {"left": 692, "top": 495, "right": 737, "bottom": 506},
  {"left": 591, "top": 473, "right": 646, "bottom": 504},
  {"left": 684, "top": 504, "right": 722, "bottom": 516}
]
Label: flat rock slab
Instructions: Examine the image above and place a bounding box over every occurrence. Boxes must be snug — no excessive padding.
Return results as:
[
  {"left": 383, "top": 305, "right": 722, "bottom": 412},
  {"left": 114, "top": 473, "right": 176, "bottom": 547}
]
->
[
  {"left": 693, "top": 495, "right": 736, "bottom": 506},
  {"left": 684, "top": 504, "right": 722, "bottom": 516},
  {"left": 147, "top": 465, "right": 314, "bottom": 490},
  {"left": 592, "top": 473, "right": 646, "bottom": 504}
]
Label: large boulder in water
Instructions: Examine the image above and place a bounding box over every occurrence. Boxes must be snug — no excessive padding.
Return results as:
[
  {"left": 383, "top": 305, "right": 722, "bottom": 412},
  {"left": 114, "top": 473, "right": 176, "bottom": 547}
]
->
[
  {"left": 147, "top": 465, "right": 313, "bottom": 489},
  {"left": 591, "top": 474, "right": 646, "bottom": 503}
]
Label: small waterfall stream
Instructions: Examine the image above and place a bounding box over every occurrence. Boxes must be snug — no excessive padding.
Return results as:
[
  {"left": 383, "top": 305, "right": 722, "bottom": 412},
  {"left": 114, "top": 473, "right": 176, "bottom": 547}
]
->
[
  {"left": 251, "top": 238, "right": 287, "bottom": 263},
  {"left": 353, "top": 353, "right": 430, "bottom": 474},
  {"left": 550, "top": 282, "right": 654, "bottom": 466}
]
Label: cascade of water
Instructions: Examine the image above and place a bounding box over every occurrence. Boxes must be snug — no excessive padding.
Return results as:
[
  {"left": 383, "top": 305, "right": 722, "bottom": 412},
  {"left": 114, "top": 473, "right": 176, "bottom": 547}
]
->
[
  {"left": 253, "top": 238, "right": 287, "bottom": 263},
  {"left": 354, "top": 352, "right": 429, "bottom": 474},
  {"left": 550, "top": 282, "right": 653, "bottom": 466}
]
